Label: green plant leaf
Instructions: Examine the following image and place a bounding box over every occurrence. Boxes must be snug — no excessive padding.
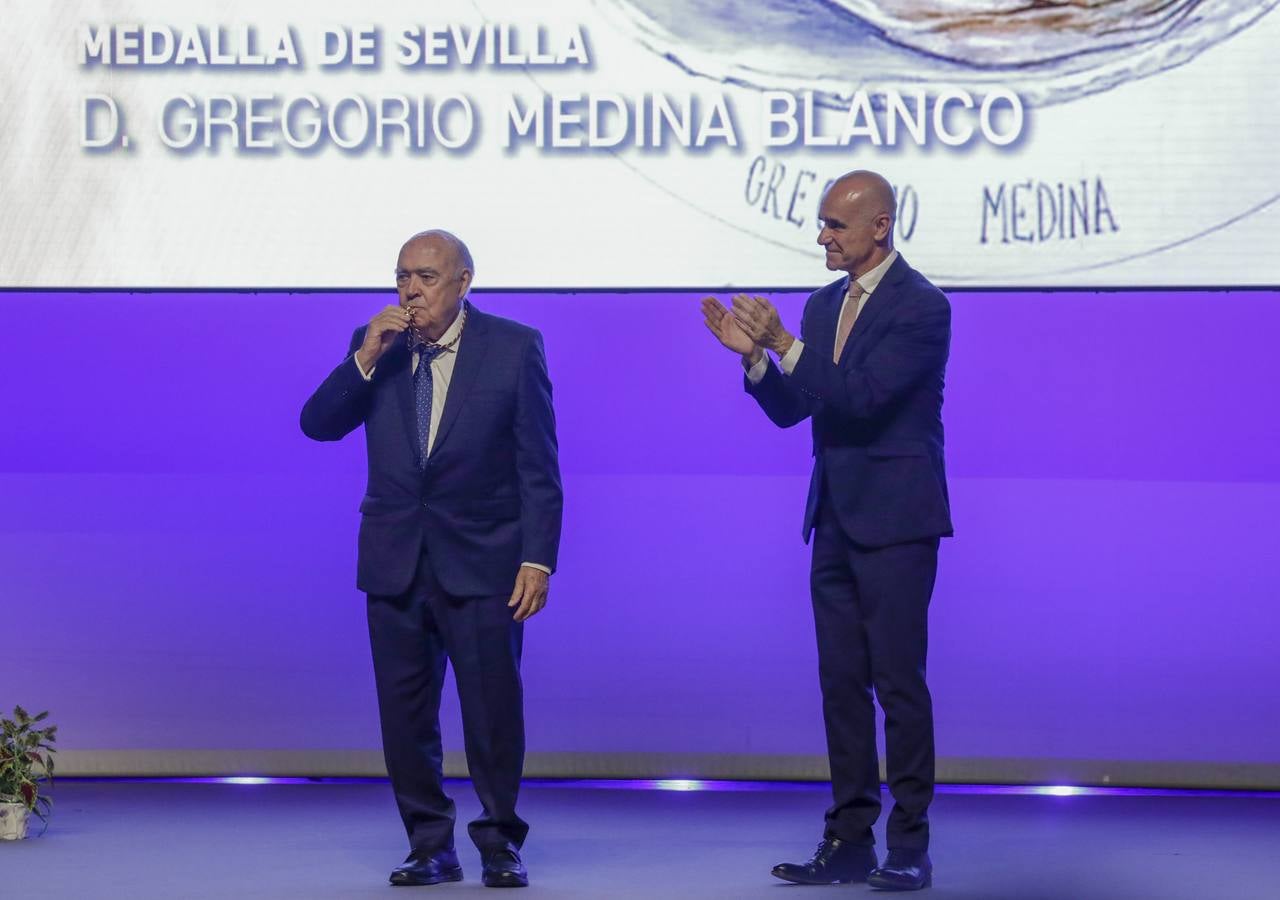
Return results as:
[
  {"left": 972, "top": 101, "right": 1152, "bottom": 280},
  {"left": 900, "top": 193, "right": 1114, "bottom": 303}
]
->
[{"left": 0, "top": 708, "right": 56, "bottom": 823}]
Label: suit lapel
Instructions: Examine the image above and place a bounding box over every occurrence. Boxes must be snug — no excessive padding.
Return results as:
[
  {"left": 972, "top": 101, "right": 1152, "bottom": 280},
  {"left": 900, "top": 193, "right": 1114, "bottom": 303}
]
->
[
  {"left": 838, "top": 255, "right": 907, "bottom": 365},
  {"left": 432, "top": 304, "right": 489, "bottom": 455},
  {"left": 384, "top": 341, "right": 420, "bottom": 461}
]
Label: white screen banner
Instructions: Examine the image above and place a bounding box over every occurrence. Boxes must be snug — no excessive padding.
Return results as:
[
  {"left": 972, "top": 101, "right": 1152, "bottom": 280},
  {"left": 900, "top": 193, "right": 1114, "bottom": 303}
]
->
[{"left": 1, "top": 0, "right": 1277, "bottom": 288}]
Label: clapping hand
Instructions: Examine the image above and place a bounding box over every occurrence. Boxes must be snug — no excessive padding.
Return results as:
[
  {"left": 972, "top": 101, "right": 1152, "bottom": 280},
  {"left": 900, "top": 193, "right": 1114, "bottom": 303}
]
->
[
  {"left": 701, "top": 294, "right": 760, "bottom": 361},
  {"left": 731, "top": 294, "right": 794, "bottom": 356}
]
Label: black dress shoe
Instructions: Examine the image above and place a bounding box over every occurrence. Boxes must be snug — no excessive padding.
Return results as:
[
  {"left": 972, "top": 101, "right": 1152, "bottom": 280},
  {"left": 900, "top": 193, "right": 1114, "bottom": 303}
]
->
[
  {"left": 389, "top": 846, "right": 463, "bottom": 886},
  {"left": 771, "top": 837, "right": 877, "bottom": 884},
  {"left": 868, "top": 849, "right": 932, "bottom": 891},
  {"left": 480, "top": 843, "right": 528, "bottom": 888}
]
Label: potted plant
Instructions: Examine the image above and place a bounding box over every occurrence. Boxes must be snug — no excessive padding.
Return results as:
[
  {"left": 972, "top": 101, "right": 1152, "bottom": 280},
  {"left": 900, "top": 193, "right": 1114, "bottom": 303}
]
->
[{"left": 0, "top": 706, "right": 57, "bottom": 840}]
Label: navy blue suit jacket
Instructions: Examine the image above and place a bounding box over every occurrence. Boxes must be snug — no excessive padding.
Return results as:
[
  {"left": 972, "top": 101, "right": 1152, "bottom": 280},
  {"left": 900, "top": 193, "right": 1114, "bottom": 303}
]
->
[
  {"left": 747, "top": 255, "right": 953, "bottom": 547},
  {"left": 301, "top": 305, "right": 563, "bottom": 597}
]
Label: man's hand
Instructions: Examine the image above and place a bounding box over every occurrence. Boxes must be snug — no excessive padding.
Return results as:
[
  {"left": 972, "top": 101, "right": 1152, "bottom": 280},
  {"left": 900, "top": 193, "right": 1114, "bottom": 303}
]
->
[
  {"left": 701, "top": 295, "right": 762, "bottom": 364},
  {"left": 732, "top": 294, "right": 795, "bottom": 357},
  {"left": 508, "top": 566, "right": 549, "bottom": 622},
  {"left": 355, "top": 305, "right": 413, "bottom": 372}
]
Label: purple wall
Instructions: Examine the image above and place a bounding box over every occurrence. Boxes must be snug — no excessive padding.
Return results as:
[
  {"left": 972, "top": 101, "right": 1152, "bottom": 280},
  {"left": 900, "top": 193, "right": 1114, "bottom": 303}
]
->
[{"left": 2, "top": 288, "right": 1278, "bottom": 770}]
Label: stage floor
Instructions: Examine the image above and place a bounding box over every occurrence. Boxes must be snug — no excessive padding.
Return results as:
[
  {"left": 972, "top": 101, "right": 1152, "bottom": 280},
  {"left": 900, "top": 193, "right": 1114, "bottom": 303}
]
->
[{"left": 4, "top": 780, "right": 1278, "bottom": 899}]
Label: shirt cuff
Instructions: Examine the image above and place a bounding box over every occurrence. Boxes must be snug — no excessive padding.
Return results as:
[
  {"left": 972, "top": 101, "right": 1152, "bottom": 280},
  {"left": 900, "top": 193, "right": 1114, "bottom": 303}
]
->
[
  {"left": 778, "top": 339, "right": 804, "bottom": 375},
  {"left": 521, "top": 562, "right": 551, "bottom": 575},
  {"left": 744, "top": 353, "right": 769, "bottom": 385},
  {"left": 352, "top": 354, "right": 375, "bottom": 381}
]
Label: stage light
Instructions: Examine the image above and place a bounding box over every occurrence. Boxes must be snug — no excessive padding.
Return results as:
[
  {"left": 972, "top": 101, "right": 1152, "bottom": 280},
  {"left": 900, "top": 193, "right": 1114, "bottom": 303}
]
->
[
  {"left": 649, "top": 779, "right": 706, "bottom": 792},
  {"left": 1034, "top": 785, "right": 1086, "bottom": 797}
]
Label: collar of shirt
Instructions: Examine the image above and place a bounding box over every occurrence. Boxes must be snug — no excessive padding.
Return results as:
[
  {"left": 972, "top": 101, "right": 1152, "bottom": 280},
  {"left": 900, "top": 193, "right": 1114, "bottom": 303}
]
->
[{"left": 849, "top": 249, "right": 899, "bottom": 299}]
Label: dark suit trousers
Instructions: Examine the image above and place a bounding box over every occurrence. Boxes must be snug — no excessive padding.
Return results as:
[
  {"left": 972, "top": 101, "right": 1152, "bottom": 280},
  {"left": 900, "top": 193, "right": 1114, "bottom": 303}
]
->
[
  {"left": 810, "top": 497, "right": 938, "bottom": 851},
  {"left": 366, "top": 540, "right": 527, "bottom": 852}
]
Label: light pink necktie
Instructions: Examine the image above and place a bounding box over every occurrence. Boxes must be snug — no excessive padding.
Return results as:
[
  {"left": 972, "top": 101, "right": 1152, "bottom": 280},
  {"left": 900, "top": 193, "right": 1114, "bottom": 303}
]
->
[{"left": 833, "top": 280, "right": 866, "bottom": 362}]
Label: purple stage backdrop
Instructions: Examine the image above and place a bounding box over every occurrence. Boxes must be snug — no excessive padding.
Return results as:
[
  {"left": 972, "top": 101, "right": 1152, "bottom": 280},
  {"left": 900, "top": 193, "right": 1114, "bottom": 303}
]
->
[{"left": 2, "top": 288, "right": 1278, "bottom": 783}]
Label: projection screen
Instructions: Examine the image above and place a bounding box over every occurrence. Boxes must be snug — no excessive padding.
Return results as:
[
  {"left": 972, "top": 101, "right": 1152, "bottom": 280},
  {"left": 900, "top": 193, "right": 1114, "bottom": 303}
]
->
[{"left": 1, "top": 0, "right": 1278, "bottom": 289}]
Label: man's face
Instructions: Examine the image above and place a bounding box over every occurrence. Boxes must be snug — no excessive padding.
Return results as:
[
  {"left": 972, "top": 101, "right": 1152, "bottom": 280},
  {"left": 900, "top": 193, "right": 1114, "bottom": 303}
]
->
[
  {"left": 816, "top": 183, "right": 891, "bottom": 276},
  {"left": 395, "top": 236, "right": 472, "bottom": 335}
]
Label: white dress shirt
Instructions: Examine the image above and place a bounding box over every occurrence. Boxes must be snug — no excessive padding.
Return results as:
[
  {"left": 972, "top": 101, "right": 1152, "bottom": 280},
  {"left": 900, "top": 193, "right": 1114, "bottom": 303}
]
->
[
  {"left": 746, "top": 249, "right": 899, "bottom": 384},
  {"left": 353, "top": 304, "right": 550, "bottom": 576}
]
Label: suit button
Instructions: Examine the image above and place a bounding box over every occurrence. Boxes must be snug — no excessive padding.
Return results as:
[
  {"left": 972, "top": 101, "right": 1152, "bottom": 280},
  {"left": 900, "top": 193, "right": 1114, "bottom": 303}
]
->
[{"left": 420, "top": 500, "right": 430, "bottom": 509}]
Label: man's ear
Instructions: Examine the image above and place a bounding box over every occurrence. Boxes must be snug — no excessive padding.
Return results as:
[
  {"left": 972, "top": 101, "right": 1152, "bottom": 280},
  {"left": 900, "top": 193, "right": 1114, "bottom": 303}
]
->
[
  {"left": 458, "top": 269, "right": 474, "bottom": 295},
  {"left": 874, "top": 212, "right": 893, "bottom": 241}
]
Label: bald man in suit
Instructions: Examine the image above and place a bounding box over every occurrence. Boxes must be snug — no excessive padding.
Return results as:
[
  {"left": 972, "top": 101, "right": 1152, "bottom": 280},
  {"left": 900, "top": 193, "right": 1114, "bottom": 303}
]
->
[
  {"left": 703, "top": 171, "right": 952, "bottom": 892},
  {"left": 303, "top": 230, "right": 562, "bottom": 888}
]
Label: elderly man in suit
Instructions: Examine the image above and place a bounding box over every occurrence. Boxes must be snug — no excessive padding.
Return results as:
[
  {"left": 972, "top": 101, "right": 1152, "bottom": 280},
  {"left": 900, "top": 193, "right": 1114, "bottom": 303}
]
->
[
  {"left": 702, "top": 171, "right": 952, "bottom": 892},
  {"left": 302, "top": 230, "right": 562, "bottom": 888}
]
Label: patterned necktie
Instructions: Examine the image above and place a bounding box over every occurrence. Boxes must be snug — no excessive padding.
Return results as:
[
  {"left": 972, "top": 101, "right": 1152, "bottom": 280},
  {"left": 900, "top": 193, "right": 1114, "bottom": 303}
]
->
[
  {"left": 413, "top": 343, "right": 446, "bottom": 467},
  {"left": 833, "top": 280, "right": 866, "bottom": 363}
]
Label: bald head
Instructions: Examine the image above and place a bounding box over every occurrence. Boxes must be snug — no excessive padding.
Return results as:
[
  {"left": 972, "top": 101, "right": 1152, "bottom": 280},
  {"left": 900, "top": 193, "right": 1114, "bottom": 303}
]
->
[
  {"left": 401, "top": 229, "right": 474, "bottom": 281},
  {"left": 829, "top": 171, "right": 896, "bottom": 230},
  {"left": 816, "top": 170, "right": 897, "bottom": 276}
]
